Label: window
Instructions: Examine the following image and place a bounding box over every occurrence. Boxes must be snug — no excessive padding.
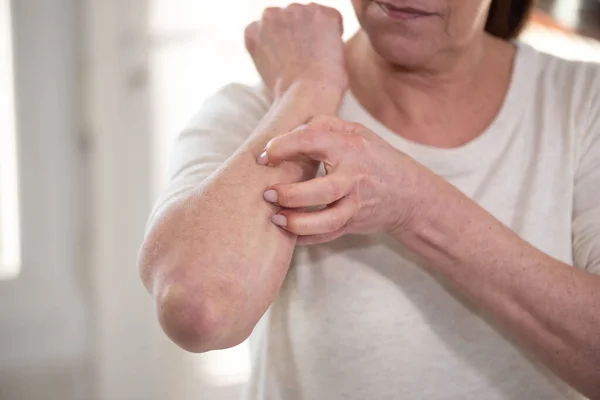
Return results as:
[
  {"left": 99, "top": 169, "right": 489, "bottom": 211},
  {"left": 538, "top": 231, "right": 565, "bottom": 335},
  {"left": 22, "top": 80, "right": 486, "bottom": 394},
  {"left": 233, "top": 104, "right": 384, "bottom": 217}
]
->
[{"left": 0, "top": 0, "right": 21, "bottom": 280}]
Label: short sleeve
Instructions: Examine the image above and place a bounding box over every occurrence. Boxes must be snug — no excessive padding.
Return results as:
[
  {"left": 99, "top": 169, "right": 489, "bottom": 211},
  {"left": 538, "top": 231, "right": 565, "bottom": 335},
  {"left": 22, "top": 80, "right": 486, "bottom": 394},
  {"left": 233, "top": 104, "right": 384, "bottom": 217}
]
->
[
  {"left": 572, "top": 64, "right": 600, "bottom": 274},
  {"left": 146, "top": 83, "right": 271, "bottom": 231}
]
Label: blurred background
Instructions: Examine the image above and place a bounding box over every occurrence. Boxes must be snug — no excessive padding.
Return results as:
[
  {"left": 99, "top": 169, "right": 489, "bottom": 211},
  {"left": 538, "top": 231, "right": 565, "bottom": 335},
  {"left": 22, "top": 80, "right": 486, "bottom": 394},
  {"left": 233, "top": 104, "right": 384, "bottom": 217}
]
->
[{"left": 0, "top": 0, "right": 599, "bottom": 399}]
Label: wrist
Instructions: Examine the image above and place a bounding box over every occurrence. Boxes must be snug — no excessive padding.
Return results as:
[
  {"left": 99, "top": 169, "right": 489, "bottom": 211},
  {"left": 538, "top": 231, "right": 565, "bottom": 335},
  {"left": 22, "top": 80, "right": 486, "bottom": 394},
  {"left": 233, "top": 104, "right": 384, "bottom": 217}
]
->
[
  {"left": 388, "top": 166, "right": 473, "bottom": 263},
  {"left": 390, "top": 174, "right": 508, "bottom": 274},
  {"left": 276, "top": 78, "right": 347, "bottom": 114},
  {"left": 387, "top": 159, "right": 440, "bottom": 236}
]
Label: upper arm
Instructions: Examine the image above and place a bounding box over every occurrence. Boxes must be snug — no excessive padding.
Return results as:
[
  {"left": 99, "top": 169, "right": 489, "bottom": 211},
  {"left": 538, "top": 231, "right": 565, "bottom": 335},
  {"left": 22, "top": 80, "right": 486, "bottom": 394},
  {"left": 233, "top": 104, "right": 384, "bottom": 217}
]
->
[
  {"left": 147, "top": 83, "right": 271, "bottom": 231},
  {"left": 572, "top": 64, "right": 600, "bottom": 274}
]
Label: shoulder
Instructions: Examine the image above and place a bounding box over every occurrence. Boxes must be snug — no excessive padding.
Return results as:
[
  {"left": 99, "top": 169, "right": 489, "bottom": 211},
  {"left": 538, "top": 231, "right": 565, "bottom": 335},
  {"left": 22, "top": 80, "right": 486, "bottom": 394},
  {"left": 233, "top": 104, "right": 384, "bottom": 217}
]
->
[
  {"left": 522, "top": 42, "right": 600, "bottom": 106},
  {"left": 518, "top": 43, "right": 600, "bottom": 158}
]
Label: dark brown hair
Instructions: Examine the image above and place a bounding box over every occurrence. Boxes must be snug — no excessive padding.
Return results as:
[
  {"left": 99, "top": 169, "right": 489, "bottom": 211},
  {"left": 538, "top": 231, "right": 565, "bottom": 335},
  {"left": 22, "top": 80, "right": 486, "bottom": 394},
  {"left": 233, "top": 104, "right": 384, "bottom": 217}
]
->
[{"left": 485, "top": 0, "right": 535, "bottom": 40}]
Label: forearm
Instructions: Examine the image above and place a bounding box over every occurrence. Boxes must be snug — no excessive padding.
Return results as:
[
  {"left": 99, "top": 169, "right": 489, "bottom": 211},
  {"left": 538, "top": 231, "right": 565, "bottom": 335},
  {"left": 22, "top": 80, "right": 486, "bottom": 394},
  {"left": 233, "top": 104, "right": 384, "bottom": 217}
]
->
[
  {"left": 139, "top": 82, "right": 343, "bottom": 353},
  {"left": 394, "top": 169, "right": 600, "bottom": 398}
]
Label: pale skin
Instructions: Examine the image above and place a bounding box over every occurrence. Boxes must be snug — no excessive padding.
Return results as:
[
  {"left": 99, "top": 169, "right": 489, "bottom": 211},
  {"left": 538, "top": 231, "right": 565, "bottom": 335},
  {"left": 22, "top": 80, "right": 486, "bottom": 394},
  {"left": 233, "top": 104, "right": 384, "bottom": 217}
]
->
[{"left": 138, "top": 1, "right": 600, "bottom": 398}]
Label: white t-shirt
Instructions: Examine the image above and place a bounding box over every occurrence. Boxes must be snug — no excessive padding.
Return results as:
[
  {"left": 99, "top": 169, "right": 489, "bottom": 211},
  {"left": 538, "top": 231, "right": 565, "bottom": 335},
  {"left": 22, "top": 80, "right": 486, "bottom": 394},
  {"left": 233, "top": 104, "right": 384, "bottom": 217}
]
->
[{"left": 151, "top": 43, "right": 600, "bottom": 400}]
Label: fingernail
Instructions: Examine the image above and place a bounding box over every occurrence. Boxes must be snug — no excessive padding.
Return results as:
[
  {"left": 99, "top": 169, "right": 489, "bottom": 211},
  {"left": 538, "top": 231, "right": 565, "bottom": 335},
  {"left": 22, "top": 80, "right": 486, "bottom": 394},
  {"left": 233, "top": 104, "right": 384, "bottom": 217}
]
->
[
  {"left": 263, "top": 189, "right": 278, "bottom": 203},
  {"left": 271, "top": 214, "right": 287, "bottom": 227},
  {"left": 257, "top": 151, "right": 269, "bottom": 165}
]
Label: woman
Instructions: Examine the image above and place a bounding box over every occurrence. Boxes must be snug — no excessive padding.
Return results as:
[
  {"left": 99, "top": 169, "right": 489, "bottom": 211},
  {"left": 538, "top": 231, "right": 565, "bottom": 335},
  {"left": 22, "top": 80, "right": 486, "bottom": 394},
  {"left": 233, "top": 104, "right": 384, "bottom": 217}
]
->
[{"left": 138, "top": 1, "right": 600, "bottom": 399}]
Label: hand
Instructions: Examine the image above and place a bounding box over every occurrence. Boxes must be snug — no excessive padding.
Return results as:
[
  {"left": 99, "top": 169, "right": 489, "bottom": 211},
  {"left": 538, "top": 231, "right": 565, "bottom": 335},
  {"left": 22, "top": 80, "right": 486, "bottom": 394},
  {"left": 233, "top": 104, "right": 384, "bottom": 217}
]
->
[
  {"left": 244, "top": 3, "right": 348, "bottom": 99},
  {"left": 257, "top": 116, "right": 428, "bottom": 245}
]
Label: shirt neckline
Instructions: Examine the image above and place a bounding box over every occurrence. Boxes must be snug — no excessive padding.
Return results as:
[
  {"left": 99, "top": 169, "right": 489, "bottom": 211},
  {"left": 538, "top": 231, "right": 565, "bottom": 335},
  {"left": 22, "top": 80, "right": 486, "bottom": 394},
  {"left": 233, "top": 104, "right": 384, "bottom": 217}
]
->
[{"left": 341, "top": 42, "right": 538, "bottom": 176}]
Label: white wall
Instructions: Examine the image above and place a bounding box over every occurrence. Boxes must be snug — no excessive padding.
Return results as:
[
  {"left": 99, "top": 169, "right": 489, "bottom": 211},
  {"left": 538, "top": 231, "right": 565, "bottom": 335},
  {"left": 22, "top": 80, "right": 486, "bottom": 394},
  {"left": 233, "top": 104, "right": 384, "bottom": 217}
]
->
[
  {"left": 0, "top": 0, "right": 91, "bottom": 399},
  {"left": 0, "top": 0, "right": 201, "bottom": 398},
  {"left": 84, "top": 1, "right": 187, "bottom": 399}
]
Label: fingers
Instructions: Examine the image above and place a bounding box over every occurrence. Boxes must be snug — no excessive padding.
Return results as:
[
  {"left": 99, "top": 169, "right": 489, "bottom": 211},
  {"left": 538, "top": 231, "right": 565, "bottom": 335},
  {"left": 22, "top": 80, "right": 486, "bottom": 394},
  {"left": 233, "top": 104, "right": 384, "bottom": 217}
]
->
[
  {"left": 259, "top": 127, "right": 345, "bottom": 167},
  {"left": 287, "top": 3, "right": 304, "bottom": 11},
  {"left": 272, "top": 197, "right": 355, "bottom": 236},
  {"left": 258, "top": 116, "right": 363, "bottom": 166},
  {"left": 262, "top": 6, "right": 282, "bottom": 19},
  {"left": 307, "top": 3, "right": 344, "bottom": 34},
  {"left": 264, "top": 175, "right": 350, "bottom": 208}
]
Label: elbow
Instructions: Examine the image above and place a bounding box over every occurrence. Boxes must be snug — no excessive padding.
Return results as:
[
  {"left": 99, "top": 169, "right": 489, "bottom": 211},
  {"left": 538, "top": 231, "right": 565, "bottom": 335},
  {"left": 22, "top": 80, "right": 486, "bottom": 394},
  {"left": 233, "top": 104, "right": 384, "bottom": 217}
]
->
[
  {"left": 138, "top": 227, "right": 251, "bottom": 352},
  {"left": 137, "top": 230, "right": 215, "bottom": 352},
  {"left": 156, "top": 283, "right": 221, "bottom": 353},
  {"left": 155, "top": 282, "right": 251, "bottom": 353}
]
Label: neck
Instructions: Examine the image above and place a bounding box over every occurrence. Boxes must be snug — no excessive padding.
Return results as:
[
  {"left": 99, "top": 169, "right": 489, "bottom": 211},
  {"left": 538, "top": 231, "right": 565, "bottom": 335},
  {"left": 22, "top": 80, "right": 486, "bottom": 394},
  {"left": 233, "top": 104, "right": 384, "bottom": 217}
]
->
[{"left": 346, "top": 31, "right": 516, "bottom": 147}]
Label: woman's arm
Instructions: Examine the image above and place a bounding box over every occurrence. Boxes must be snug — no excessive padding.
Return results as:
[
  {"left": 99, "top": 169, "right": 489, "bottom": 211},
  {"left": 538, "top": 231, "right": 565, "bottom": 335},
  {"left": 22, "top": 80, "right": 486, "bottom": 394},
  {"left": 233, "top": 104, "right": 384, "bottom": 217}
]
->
[
  {"left": 392, "top": 175, "right": 600, "bottom": 399},
  {"left": 138, "top": 82, "right": 343, "bottom": 353},
  {"left": 139, "top": 3, "right": 346, "bottom": 353},
  {"left": 394, "top": 65, "right": 600, "bottom": 398}
]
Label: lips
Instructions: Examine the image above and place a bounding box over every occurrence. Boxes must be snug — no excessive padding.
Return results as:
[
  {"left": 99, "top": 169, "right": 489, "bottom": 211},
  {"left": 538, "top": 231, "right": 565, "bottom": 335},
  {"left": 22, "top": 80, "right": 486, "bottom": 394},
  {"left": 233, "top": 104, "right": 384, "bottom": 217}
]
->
[{"left": 374, "top": 1, "right": 436, "bottom": 18}]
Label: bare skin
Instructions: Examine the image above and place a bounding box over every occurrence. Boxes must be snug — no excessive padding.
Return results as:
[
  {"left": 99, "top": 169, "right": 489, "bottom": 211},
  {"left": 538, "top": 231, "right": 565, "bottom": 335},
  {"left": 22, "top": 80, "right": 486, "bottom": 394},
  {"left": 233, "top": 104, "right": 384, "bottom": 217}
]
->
[{"left": 139, "top": 1, "right": 600, "bottom": 397}]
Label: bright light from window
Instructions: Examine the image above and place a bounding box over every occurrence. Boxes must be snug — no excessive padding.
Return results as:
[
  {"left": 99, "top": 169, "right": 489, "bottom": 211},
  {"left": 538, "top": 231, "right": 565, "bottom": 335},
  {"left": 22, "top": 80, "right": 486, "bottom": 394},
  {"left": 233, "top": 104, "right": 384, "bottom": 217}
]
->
[
  {"left": 521, "top": 24, "right": 600, "bottom": 63},
  {"left": 0, "top": 0, "right": 21, "bottom": 280},
  {"left": 550, "top": 0, "right": 581, "bottom": 29}
]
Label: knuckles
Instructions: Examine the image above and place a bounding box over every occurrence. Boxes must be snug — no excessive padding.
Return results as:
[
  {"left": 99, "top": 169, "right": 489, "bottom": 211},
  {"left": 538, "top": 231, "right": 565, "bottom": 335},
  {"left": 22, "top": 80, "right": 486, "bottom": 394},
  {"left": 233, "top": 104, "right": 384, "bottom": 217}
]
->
[
  {"left": 325, "top": 215, "right": 347, "bottom": 233},
  {"left": 249, "top": 4, "right": 343, "bottom": 50},
  {"left": 325, "top": 179, "right": 343, "bottom": 201},
  {"left": 344, "top": 133, "right": 369, "bottom": 152},
  {"left": 287, "top": 3, "right": 305, "bottom": 13},
  {"left": 262, "top": 6, "right": 282, "bottom": 19},
  {"left": 297, "top": 129, "right": 320, "bottom": 148},
  {"left": 259, "top": 4, "right": 341, "bottom": 27}
]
